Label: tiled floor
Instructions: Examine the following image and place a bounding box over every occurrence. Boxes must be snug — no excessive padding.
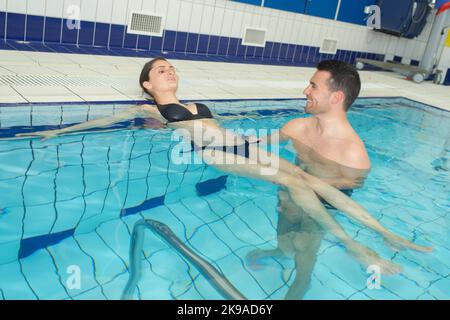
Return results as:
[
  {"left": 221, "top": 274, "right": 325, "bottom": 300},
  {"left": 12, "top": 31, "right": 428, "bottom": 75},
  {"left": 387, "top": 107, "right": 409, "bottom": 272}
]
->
[{"left": 0, "top": 50, "right": 448, "bottom": 110}]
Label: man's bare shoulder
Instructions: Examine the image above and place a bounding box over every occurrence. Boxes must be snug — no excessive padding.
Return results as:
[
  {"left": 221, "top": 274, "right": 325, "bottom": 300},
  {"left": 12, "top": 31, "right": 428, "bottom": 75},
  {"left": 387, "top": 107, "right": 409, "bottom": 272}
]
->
[
  {"left": 281, "top": 117, "right": 313, "bottom": 134},
  {"left": 337, "top": 139, "right": 371, "bottom": 170}
]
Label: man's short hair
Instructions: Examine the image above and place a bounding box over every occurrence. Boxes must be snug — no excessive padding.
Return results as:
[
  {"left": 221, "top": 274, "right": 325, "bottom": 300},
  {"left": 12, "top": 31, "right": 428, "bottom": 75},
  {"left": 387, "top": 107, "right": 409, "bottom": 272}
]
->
[{"left": 317, "top": 60, "right": 361, "bottom": 111}]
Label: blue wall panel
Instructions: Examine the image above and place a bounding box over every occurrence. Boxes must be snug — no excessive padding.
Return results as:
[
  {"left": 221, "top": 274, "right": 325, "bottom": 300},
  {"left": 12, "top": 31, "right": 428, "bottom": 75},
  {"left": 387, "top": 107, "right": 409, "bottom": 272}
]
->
[
  {"left": 6, "top": 13, "right": 25, "bottom": 40},
  {"left": 263, "top": 42, "right": 273, "bottom": 58},
  {"left": 444, "top": 68, "right": 450, "bottom": 86},
  {"left": 245, "top": 46, "right": 255, "bottom": 58},
  {"left": 305, "top": 0, "right": 339, "bottom": 20},
  {"left": 78, "top": 21, "right": 94, "bottom": 45},
  {"left": 207, "top": 35, "right": 220, "bottom": 55},
  {"left": 436, "top": 0, "right": 449, "bottom": 9},
  {"left": 137, "top": 34, "right": 150, "bottom": 50},
  {"left": 174, "top": 31, "right": 188, "bottom": 52},
  {"left": 123, "top": 32, "right": 137, "bottom": 48},
  {"left": 26, "top": 15, "right": 44, "bottom": 42},
  {"left": 94, "top": 23, "right": 110, "bottom": 47},
  {"left": 150, "top": 35, "right": 163, "bottom": 51},
  {"left": 293, "top": 45, "right": 303, "bottom": 62},
  {"left": 254, "top": 46, "right": 263, "bottom": 58},
  {"left": 197, "top": 34, "right": 209, "bottom": 54},
  {"left": 231, "top": 0, "right": 262, "bottom": 6},
  {"left": 236, "top": 42, "right": 246, "bottom": 57},
  {"left": 337, "top": 0, "right": 377, "bottom": 26},
  {"left": 109, "top": 24, "right": 125, "bottom": 48},
  {"left": 162, "top": 30, "right": 176, "bottom": 51},
  {"left": 186, "top": 33, "right": 199, "bottom": 53},
  {"left": 43, "top": 17, "right": 62, "bottom": 43},
  {"left": 271, "top": 43, "right": 281, "bottom": 59},
  {"left": 286, "top": 45, "right": 295, "bottom": 61},
  {"left": 0, "top": 12, "right": 5, "bottom": 39},
  {"left": 227, "top": 38, "right": 239, "bottom": 56},
  {"left": 279, "top": 43, "right": 289, "bottom": 60},
  {"left": 61, "top": 19, "right": 78, "bottom": 44},
  {"left": 217, "top": 37, "right": 229, "bottom": 56},
  {"left": 264, "top": 0, "right": 307, "bottom": 14}
]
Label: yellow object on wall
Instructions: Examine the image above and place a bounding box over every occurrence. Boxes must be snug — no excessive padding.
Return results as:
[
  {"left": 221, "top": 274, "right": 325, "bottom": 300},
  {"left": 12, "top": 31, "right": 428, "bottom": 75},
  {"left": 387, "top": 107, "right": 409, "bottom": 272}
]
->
[{"left": 445, "top": 31, "right": 450, "bottom": 47}]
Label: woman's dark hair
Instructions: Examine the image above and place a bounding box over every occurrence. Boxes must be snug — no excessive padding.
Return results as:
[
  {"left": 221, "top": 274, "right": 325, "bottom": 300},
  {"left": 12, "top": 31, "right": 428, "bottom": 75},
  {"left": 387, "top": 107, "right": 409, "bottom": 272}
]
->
[
  {"left": 316, "top": 60, "right": 361, "bottom": 111},
  {"left": 139, "top": 57, "right": 168, "bottom": 96}
]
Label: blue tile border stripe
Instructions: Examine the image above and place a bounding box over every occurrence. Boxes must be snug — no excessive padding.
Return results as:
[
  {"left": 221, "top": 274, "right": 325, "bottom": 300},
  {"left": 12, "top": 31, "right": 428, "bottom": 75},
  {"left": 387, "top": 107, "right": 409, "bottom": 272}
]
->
[
  {"left": 120, "top": 195, "right": 165, "bottom": 217},
  {"left": 19, "top": 228, "right": 75, "bottom": 259},
  {"left": 0, "top": 11, "right": 385, "bottom": 70}
]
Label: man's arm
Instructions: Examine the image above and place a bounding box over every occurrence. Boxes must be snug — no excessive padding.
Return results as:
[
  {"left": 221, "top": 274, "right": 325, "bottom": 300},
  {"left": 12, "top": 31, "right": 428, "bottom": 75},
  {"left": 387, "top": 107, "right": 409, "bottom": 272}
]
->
[
  {"left": 319, "top": 175, "right": 367, "bottom": 190},
  {"left": 258, "top": 119, "right": 301, "bottom": 145},
  {"left": 323, "top": 142, "right": 371, "bottom": 189},
  {"left": 257, "top": 130, "right": 290, "bottom": 145}
]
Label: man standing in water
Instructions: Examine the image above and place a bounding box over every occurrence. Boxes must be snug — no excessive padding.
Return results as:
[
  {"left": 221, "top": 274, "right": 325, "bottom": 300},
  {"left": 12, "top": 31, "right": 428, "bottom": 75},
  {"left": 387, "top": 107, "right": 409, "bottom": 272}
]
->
[{"left": 248, "top": 60, "right": 372, "bottom": 299}]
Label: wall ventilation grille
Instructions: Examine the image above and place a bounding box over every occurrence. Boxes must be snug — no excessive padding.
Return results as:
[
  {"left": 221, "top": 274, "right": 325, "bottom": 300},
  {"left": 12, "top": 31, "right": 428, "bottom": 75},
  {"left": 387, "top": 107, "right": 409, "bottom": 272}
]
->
[
  {"left": 242, "top": 27, "right": 267, "bottom": 47},
  {"left": 127, "top": 12, "right": 164, "bottom": 37},
  {"left": 320, "top": 38, "right": 338, "bottom": 54}
]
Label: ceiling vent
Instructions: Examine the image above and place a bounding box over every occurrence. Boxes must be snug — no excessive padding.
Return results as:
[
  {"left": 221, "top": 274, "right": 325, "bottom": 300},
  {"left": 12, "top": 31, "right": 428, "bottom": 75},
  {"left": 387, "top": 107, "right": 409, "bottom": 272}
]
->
[
  {"left": 242, "top": 27, "right": 267, "bottom": 47},
  {"left": 127, "top": 12, "right": 164, "bottom": 37},
  {"left": 319, "top": 38, "right": 338, "bottom": 54}
]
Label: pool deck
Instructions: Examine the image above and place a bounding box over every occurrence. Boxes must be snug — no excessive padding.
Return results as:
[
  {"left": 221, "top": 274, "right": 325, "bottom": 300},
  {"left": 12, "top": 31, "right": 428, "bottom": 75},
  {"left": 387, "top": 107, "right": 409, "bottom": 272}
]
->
[{"left": 0, "top": 50, "right": 448, "bottom": 111}]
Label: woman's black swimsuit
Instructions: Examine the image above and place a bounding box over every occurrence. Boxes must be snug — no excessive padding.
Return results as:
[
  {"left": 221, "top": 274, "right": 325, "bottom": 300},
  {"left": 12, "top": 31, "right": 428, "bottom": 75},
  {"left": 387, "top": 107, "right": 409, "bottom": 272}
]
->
[
  {"left": 157, "top": 103, "right": 213, "bottom": 122},
  {"left": 157, "top": 102, "right": 257, "bottom": 159}
]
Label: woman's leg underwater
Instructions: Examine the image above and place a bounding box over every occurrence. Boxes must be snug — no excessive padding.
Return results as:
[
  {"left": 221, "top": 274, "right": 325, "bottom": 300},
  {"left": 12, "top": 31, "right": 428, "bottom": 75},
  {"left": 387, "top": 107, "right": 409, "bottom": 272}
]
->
[
  {"left": 260, "top": 147, "right": 432, "bottom": 253},
  {"left": 200, "top": 149, "right": 402, "bottom": 274}
]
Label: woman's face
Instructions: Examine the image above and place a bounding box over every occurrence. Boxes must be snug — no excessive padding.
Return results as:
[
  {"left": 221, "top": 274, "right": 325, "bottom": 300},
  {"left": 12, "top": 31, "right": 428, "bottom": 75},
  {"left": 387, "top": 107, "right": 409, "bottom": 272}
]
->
[{"left": 143, "top": 59, "right": 178, "bottom": 95}]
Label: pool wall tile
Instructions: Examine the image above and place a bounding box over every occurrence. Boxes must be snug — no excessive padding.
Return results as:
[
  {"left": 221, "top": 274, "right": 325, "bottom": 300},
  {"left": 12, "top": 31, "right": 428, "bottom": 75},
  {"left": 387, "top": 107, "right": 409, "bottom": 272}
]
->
[
  {"left": 20, "top": 249, "right": 70, "bottom": 299},
  {"left": 61, "top": 105, "right": 90, "bottom": 125},
  {"left": 22, "top": 203, "right": 57, "bottom": 239},
  {"left": 0, "top": 240, "right": 21, "bottom": 265},
  {"left": 0, "top": 261, "right": 39, "bottom": 299}
]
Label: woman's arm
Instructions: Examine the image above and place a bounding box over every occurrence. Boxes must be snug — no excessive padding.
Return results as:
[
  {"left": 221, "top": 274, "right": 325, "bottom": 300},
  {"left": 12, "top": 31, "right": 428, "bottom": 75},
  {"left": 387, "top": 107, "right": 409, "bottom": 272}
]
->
[
  {"left": 16, "top": 105, "right": 155, "bottom": 139},
  {"left": 257, "top": 129, "right": 291, "bottom": 145}
]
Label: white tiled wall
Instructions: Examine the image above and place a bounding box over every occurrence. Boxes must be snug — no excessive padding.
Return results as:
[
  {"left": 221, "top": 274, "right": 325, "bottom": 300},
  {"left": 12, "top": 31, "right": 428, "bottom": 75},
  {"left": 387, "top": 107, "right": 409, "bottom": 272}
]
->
[
  {"left": 2, "top": 0, "right": 441, "bottom": 63},
  {"left": 110, "top": 0, "right": 128, "bottom": 25},
  {"left": 94, "top": 0, "right": 110, "bottom": 24},
  {"left": 45, "top": 0, "right": 64, "bottom": 20},
  {"left": 27, "top": 0, "right": 46, "bottom": 16},
  {"left": 80, "top": 0, "right": 97, "bottom": 23}
]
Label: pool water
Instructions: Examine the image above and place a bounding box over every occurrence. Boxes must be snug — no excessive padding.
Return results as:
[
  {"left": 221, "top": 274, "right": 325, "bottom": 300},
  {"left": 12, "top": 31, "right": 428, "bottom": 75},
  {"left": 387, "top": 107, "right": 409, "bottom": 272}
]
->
[{"left": 0, "top": 98, "right": 448, "bottom": 300}]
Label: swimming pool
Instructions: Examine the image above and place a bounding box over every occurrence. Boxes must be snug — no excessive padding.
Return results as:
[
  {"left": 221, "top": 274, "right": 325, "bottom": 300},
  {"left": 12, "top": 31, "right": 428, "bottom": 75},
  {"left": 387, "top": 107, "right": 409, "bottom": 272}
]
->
[{"left": 0, "top": 97, "right": 448, "bottom": 300}]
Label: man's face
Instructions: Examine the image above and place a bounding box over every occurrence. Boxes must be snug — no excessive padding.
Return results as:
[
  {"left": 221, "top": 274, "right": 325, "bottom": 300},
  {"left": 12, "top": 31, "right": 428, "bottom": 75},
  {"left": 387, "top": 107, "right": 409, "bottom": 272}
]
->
[{"left": 303, "top": 70, "right": 334, "bottom": 115}]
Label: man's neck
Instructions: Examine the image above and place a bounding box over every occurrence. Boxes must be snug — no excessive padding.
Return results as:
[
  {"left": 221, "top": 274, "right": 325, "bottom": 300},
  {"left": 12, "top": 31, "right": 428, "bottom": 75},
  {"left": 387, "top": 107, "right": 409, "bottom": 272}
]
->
[{"left": 314, "top": 109, "right": 349, "bottom": 136}]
